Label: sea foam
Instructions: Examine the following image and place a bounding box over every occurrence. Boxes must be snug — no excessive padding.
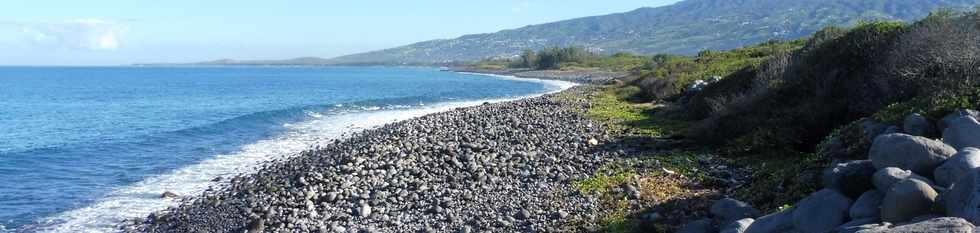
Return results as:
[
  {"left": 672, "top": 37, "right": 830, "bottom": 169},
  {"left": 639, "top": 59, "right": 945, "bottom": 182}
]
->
[{"left": 32, "top": 75, "right": 574, "bottom": 233}]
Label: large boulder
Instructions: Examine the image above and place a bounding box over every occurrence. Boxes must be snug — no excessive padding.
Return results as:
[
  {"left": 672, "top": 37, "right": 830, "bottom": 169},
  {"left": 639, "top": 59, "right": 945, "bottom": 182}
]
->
[
  {"left": 939, "top": 109, "right": 980, "bottom": 131},
  {"left": 873, "top": 167, "right": 934, "bottom": 192},
  {"left": 824, "top": 160, "right": 876, "bottom": 198},
  {"left": 720, "top": 218, "right": 754, "bottom": 233},
  {"left": 837, "top": 218, "right": 886, "bottom": 233},
  {"left": 851, "top": 190, "right": 884, "bottom": 220},
  {"left": 678, "top": 218, "right": 716, "bottom": 233},
  {"left": 870, "top": 133, "right": 956, "bottom": 176},
  {"left": 943, "top": 116, "right": 980, "bottom": 151},
  {"left": 872, "top": 217, "right": 975, "bottom": 233},
  {"left": 903, "top": 113, "right": 936, "bottom": 137},
  {"left": 881, "top": 179, "right": 939, "bottom": 223},
  {"left": 935, "top": 148, "right": 980, "bottom": 188},
  {"left": 711, "top": 198, "right": 762, "bottom": 226},
  {"left": 792, "top": 189, "right": 853, "bottom": 233},
  {"left": 745, "top": 208, "right": 795, "bottom": 233},
  {"left": 946, "top": 168, "right": 980, "bottom": 225}
]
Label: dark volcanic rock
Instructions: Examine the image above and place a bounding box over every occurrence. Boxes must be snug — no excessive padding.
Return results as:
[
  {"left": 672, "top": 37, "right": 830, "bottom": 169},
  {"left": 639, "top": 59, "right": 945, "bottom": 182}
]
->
[
  {"left": 791, "top": 189, "right": 852, "bottom": 233},
  {"left": 135, "top": 87, "right": 615, "bottom": 233},
  {"left": 869, "top": 133, "right": 955, "bottom": 177},
  {"left": 881, "top": 179, "right": 938, "bottom": 223},
  {"left": 823, "top": 160, "right": 875, "bottom": 198},
  {"left": 711, "top": 198, "right": 761, "bottom": 227},
  {"left": 934, "top": 148, "right": 980, "bottom": 188}
]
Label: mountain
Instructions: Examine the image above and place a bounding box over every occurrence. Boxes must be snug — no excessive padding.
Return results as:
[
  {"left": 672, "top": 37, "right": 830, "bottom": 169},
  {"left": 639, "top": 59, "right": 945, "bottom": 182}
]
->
[{"left": 326, "top": 0, "right": 980, "bottom": 65}]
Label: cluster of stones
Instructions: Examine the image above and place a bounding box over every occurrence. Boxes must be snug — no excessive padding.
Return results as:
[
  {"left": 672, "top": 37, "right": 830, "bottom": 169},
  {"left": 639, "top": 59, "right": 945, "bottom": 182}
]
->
[
  {"left": 681, "top": 109, "right": 980, "bottom": 233},
  {"left": 132, "top": 87, "right": 619, "bottom": 233}
]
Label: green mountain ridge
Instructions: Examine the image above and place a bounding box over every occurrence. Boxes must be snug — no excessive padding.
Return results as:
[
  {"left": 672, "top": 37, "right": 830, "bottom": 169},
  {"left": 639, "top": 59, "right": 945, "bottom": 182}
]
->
[{"left": 326, "top": 0, "right": 980, "bottom": 65}]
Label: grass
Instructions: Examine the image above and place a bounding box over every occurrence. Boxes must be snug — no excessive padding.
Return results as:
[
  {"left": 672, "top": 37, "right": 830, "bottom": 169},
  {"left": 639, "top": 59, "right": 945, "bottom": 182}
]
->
[
  {"left": 872, "top": 88, "right": 980, "bottom": 124},
  {"left": 573, "top": 155, "right": 721, "bottom": 233},
  {"left": 731, "top": 152, "right": 827, "bottom": 212},
  {"left": 580, "top": 84, "right": 828, "bottom": 231},
  {"left": 579, "top": 88, "right": 727, "bottom": 232},
  {"left": 587, "top": 87, "right": 688, "bottom": 137}
]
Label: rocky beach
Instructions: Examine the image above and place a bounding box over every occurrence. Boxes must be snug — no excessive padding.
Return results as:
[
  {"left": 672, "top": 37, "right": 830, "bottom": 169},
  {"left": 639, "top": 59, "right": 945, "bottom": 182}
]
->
[{"left": 131, "top": 85, "right": 626, "bottom": 232}]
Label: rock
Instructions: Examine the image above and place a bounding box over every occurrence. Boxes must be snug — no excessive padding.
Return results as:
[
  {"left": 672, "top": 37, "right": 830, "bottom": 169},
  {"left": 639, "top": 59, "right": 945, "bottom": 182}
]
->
[
  {"left": 851, "top": 190, "right": 884, "bottom": 220},
  {"left": 678, "top": 218, "right": 715, "bottom": 233},
  {"left": 904, "top": 113, "right": 936, "bottom": 137},
  {"left": 837, "top": 218, "right": 885, "bottom": 233},
  {"left": 908, "top": 214, "right": 943, "bottom": 224},
  {"left": 711, "top": 198, "right": 761, "bottom": 226},
  {"left": 642, "top": 212, "right": 661, "bottom": 222},
  {"left": 557, "top": 210, "right": 570, "bottom": 219},
  {"left": 792, "top": 189, "right": 853, "bottom": 233},
  {"left": 875, "top": 217, "right": 975, "bottom": 233},
  {"left": 160, "top": 191, "right": 179, "bottom": 199},
  {"left": 823, "top": 160, "right": 876, "bottom": 198},
  {"left": 587, "top": 138, "right": 599, "bottom": 146},
  {"left": 516, "top": 209, "right": 530, "bottom": 220},
  {"left": 331, "top": 224, "right": 346, "bottom": 233},
  {"left": 940, "top": 109, "right": 980, "bottom": 131},
  {"left": 720, "top": 218, "right": 754, "bottom": 233},
  {"left": 881, "top": 179, "right": 938, "bottom": 223},
  {"left": 359, "top": 203, "right": 372, "bottom": 218},
  {"left": 624, "top": 184, "right": 641, "bottom": 200},
  {"left": 946, "top": 167, "right": 980, "bottom": 225},
  {"left": 935, "top": 148, "right": 980, "bottom": 188},
  {"left": 870, "top": 133, "right": 956, "bottom": 176},
  {"left": 745, "top": 208, "right": 795, "bottom": 233},
  {"left": 943, "top": 116, "right": 980, "bottom": 151},
  {"left": 873, "top": 167, "right": 934, "bottom": 192},
  {"left": 246, "top": 218, "right": 265, "bottom": 233}
]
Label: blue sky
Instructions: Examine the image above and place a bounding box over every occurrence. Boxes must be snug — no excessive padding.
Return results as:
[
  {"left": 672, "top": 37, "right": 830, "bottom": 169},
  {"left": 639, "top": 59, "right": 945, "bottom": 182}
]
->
[{"left": 0, "top": 0, "right": 682, "bottom": 65}]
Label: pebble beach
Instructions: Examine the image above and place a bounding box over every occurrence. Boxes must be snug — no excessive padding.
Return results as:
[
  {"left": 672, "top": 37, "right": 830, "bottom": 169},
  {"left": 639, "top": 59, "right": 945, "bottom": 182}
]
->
[{"left": 133, "top": 86, "right": 623, "bottom": 233}]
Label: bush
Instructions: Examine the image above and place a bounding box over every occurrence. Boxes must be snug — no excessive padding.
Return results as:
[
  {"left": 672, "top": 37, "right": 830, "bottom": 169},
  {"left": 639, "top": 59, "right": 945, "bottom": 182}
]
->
[
  {"left": 626, "top": 40, "right": 804, "bottom": 103},
  {"left": 637, "top": 76, "right": 680, "bottom": 101},
  {"left": 883, "top": 10, "right": 980, "bottom": 97},
  {"left": 684, "top": 21, "right": 911, "bottom": 152}
]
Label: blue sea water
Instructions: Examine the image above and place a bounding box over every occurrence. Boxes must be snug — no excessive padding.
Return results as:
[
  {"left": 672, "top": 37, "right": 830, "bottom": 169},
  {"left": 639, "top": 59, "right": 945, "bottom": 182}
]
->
[{"left": 0, "top": 66, "right": 570, "bottom": 232}]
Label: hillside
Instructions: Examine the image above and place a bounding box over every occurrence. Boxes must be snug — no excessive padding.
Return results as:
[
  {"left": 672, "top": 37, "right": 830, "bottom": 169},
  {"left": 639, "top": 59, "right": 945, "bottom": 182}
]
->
[{"left": 326, "top": 0, "right": 979, "bottom": 65}]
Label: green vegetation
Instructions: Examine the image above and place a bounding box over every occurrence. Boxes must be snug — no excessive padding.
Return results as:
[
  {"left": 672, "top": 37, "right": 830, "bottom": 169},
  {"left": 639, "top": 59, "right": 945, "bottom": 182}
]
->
[
  {"left": 624, "top": 40, "right": 805, "bottom": 101},
  {"left": 587, "top": 88, "right": 688, "bottom": 137},
  {"left": 732, "top": 152, "right": 827, "bottom": 212},
  {"left": 579, "top": 9, "right": 980, "bottom": 232},
  {"left": 475, "top": 47, "right": 649, "bottom": 72}
]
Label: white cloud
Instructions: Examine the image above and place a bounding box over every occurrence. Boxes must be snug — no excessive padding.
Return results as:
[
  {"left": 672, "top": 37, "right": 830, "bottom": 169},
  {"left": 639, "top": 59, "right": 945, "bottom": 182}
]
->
[{"left": 22, "top": 19, "right": 125, "bottom": 50}]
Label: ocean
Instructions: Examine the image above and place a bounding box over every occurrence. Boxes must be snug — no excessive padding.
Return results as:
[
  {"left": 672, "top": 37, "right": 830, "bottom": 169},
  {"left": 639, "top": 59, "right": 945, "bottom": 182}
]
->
[{"left": 0, "top": 66, "right": 572, "bottom": 232}]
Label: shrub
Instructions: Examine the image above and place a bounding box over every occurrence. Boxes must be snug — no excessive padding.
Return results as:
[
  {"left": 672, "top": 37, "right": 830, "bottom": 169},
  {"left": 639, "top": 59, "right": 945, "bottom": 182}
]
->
[
  {"left": 626, "top": 40, "right": 804, "bottom": 103},
  {"left": 684, "top": 20, "right": 910, "bottom": 152},
  {"left": 637, "top": 76, "right": 680, "bottom": 101},
  {"left": 883, "top": 10, "right": 980, "bottom": 97}
]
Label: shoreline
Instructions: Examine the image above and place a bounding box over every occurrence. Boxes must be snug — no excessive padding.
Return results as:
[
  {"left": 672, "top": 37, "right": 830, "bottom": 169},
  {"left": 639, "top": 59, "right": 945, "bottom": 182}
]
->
[
  {"left": 131, "top": 83, "right": 617, "bottom": 232},
  {"left": 30, "top": 72, "right": 579, "bottom": 233},
  {"left": 450, "top": 67, "right": 628, "bottom": 85},
  {"left": 116, "top": 74, "right": 597, "bottom": 232}
]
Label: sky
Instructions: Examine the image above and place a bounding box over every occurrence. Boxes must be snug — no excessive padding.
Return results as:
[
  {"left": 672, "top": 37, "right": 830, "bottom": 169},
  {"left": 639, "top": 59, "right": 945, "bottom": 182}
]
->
[{"left": 0, "top": 0, "right": 682, "bottom": 65}]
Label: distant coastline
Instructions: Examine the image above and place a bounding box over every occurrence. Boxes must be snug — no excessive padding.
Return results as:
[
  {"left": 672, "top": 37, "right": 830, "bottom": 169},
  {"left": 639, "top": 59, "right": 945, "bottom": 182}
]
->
[{"left": 449, "top": 66, "right": 627, "bottom": 84}]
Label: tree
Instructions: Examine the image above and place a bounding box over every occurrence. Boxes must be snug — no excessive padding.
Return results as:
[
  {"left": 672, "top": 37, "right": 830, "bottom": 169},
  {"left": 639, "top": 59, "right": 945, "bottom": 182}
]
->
[{"left": 517, "top": 49, "right": 538, "bottom": 69}]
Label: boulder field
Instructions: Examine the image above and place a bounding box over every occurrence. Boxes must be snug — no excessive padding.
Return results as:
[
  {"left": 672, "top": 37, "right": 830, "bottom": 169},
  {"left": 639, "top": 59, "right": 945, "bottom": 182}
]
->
[{"left": 683, "top": 109, "right": 980, "bottom": 233}]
